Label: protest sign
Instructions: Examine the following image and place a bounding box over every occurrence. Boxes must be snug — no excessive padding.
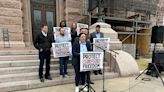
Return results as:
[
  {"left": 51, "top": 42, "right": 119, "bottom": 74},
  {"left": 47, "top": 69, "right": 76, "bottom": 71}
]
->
[
  {"left": 77, "top": 23, "right": 88, "bottom": 35},
  {"left": 52, "top": 42, "right": 72, "bottom": 58},
  {"left": 93, "top": 38, "right": 110, "bottom": 52},
  {"left": 80, "top": 52, "right": 104, "bottom": 72}
]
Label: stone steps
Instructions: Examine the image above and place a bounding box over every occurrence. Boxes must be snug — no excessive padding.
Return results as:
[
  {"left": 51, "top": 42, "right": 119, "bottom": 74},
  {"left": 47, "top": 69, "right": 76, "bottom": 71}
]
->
[
  {"left": 0, "top": 55, "right": 39, "bottom": 61},
  {"left": 0, "top": 50, "right": 38, "bottom": 56},
  {"left": 0, "top": 59, "right": 109, "bottom": 68},
  {"left": 0, "top": 64, "right": 67, "bottom": 75},
  {"left": 0, "top": 72, "right": 119, "bottom": 92},
  {"left": 0, "top": 59, "right": 66, "bottom": 68},
  {"left": 0, "top": 58, "right": 110, "bottom": 83},
  {"left": 0, "top": 67, "right": 111, "bottom": 83},
  {"left": 0, "top": 54, "right": 64, "bottom": 61},
  {"left": 0, "top": 51, "right": 118, "bottom": 92},
  {"left": 0, "top": 70, "right": 73, "bottom": 83},
  {"left": 0, "top": 65, "right": 111, "bottom": 81}
]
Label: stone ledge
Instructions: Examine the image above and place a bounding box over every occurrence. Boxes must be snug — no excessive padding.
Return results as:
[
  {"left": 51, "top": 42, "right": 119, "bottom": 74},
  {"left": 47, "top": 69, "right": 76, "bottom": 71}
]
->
[
  {"left": 66, "top": 1, "right": 82, "bottom": 8},
  {"left": 0, "top": 41, "right": 25, "bottom": 48},
  {"left": 65, "top": 7, "right": 81, "bottom": 15},
  {"left": 0, "top": 25, "right": 22, "bottom": 33},
  {"left": 0, "top": 7, "right": 22, "bottom": 17},
  {"left": 0, "top": 72, "right": 119, "bottom": 92},
  {"left": 0, "top": 16, "right": 22, "bottom": 25},
  {"left": 0, "top": 0, "right": 21, "bottom": 9}
]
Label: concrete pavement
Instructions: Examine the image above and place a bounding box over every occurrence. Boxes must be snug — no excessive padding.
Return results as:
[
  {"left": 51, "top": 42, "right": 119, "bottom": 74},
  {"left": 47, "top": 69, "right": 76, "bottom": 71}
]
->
[{"left": 16, "top": 75, "right": 164, "bottom": 92}]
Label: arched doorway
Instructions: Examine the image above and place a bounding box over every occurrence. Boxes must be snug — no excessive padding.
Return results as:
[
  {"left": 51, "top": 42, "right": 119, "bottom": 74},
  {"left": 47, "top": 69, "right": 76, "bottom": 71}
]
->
[{"left": 30, "top": 0, "right": 56, "bottom": 40}]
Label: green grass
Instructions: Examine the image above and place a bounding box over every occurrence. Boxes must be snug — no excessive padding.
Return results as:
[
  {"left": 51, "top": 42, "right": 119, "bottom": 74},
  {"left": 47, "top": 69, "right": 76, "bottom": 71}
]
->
[{"left": 136, "top": 58, "right": 150, "bottom": 70}]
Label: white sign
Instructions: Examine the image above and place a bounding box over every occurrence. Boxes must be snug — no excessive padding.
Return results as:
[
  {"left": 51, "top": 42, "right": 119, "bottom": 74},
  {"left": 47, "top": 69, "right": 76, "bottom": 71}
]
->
[
  {"left": 53, "top": 27, "right": 71, "bottom": 40},
  {"left": 77, "top": 23, "right": 88, "bottom": 35},
  {"left": 93, "top": 38, "right": 110, "bottom": 52},
  {"left": 52, "top": 42, "right": 72, "bottom": 58},
  {"left": 80, "top": 52, "right": 104, "bottom": 72}
]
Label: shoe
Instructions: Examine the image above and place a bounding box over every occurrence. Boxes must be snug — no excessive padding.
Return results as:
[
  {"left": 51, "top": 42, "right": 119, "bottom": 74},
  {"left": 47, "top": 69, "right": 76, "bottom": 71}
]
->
[
  {"left": 98, "top": 70, "right": 103, "bottom": 75},
  {"left": 45, "top": 76, "right": 52, "bottom": 80},
  {"left": 89, "top": 81, "right": 94, "bottom": 84},
  {"left": 75, "top": 86, "right": 79, "bottom": 92},
  {"left": 94, "top": 71, "right": 98, "bottom": 75},
  {"left": 60, "top": 75, "right": 63, "bottom": 80},
  {"left": 40, "top": 78, "right": 44, "bottom": 82},
  {"left": 64, "top": 74, "right": 69, "bottom": 78},
  {"left": 83, "top": 85, "right": 88, "bottom": 92}
]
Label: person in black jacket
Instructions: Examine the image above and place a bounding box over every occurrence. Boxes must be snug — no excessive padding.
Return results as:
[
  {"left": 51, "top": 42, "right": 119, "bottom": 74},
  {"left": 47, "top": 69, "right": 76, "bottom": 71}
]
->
[
  {"left": 71, "top": 22, "right": 78, "bottom": 45},
  {"left": 72, "top": 33, "right": 92, "bottom": 92},
  {"left": 34, "top": 24, "right": 54, "bottom": 82}
]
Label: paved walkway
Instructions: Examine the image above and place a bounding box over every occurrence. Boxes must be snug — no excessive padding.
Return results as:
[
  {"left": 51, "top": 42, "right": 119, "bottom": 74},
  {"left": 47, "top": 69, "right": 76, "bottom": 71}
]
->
[{"left": 16, "top": 75, "right": 164, "bottom": 92}]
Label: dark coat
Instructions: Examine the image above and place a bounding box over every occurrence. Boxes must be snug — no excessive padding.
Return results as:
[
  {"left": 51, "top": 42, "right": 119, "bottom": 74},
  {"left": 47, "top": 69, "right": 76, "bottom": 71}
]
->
[
  {"left": 72, "top": 39, "right": 92, "bottom": 66},
  {"left": 71, "top": 30, "right": 78, "bottom": 45},
  {"left": 90, "top": 31, "right": 104, "bottom": 43},
  {"left": 34, "top": 32, "right": 54, "bottom": 51}
]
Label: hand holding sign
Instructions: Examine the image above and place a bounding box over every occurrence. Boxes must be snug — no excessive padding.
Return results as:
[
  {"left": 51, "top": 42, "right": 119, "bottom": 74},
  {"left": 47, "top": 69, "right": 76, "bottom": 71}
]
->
[{"left": 52, "top": 42, "right": 72, "bottom": 58}]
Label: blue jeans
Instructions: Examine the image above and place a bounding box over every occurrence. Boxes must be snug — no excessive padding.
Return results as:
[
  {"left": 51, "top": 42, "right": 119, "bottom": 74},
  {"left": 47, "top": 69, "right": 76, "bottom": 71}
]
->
[{"left": 59, "top": 56, "right": 69, "bottom": 75}]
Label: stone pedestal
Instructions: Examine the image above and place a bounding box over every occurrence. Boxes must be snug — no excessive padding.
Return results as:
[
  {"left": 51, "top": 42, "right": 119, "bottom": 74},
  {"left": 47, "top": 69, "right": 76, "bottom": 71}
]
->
[
  {"left": 89, "top": 22, "right": 122, "bottom": 50},
  {"left": 105, "top": 51, "right": 139, "bottom": 76},
  {"left": 90, "top": 22, "right": 139, "bottom": 76}
]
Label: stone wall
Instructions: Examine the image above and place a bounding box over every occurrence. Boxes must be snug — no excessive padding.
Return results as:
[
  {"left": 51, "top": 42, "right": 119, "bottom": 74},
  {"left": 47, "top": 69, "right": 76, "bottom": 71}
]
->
[
  {"left": 156, "top": 0, "right": 164, "bottom": 26},
  {"left": 65, "top": 0, "right": 83, "bottom": 26},
  {"left": 0, "top": 0, "right": 25, "bottom": 48}
]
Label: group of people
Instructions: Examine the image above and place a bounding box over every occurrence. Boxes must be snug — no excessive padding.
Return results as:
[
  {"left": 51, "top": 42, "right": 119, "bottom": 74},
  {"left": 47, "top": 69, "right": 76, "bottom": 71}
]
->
[{"left": 34, "top": 21, "right": 104, "bottom": 92}]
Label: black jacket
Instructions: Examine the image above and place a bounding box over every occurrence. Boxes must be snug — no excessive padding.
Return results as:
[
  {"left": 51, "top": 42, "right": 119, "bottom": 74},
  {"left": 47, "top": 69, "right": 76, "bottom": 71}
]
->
[
  {"left": 90, "top": 32, "right": 104, "bottom": 43},
  {"left": 72, "top": 39, "right": 92, "bottom": 66},
  {"left": 71, "top": 30, "right": 78, "bottom": 45},
  {"left": 34, "top": 32, "right": 54, "bottom": 51}
]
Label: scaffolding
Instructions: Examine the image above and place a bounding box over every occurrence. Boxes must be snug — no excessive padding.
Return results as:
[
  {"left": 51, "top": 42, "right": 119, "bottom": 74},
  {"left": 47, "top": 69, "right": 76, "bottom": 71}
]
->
[
  {"left": 89, "top": 0, "right": 157, "bottom": 19},
  {"left": 87, "top": 0, "right": 158, "bottom": 57}
]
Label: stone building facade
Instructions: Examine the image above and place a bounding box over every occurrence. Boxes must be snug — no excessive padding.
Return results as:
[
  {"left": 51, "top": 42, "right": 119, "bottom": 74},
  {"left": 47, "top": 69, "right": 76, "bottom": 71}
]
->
[
  {"left": 156, "top": 0, "right": 164, "bottom": 26},
  {"left": 0, "top": 0, "right": 84, "bottom": 49}
]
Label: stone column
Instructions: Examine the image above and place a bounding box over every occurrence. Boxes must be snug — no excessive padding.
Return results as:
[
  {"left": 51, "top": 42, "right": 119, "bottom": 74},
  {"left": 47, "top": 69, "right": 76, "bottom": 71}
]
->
[
  {"left": 0, "top": 0, "right": 25, "bottom": 48},
  {"left": 22, "top": 0, "right": 33, "bottom": 47},
  {"left": 56, "top": 0, "right": 65, "bottom": 26}
]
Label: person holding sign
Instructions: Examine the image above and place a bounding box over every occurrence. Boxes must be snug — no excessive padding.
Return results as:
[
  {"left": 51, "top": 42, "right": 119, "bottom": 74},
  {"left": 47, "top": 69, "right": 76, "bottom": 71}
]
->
[
  {"left": 81, "top": 28, "right": 94, "bottom": 85},
  {"left": 72, "top": 33, "right": 92, "bottom": 92},
  {"left": 56, "top": 27, "right": 71, "bottom": 79},
  {"left": 34, "top": 24, "right": 54, "bottom": 82},
  {"left": 90, "top": 25, "right": 104, "bottom": 75}
]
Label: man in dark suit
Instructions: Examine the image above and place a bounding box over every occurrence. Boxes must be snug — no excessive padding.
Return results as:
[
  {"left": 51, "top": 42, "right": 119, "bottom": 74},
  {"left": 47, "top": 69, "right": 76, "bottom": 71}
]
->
[
  {"left": 34, "top": 24, "right": 53, "bottom": 82},
  {"left": 72, "top": 33, "right": 92, "bottom": 92},
  {"left": 90, "top": 25, "right": 104, "bottom": 75}
]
